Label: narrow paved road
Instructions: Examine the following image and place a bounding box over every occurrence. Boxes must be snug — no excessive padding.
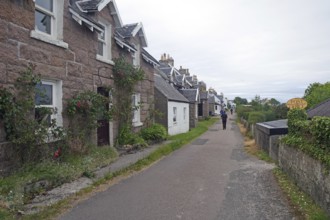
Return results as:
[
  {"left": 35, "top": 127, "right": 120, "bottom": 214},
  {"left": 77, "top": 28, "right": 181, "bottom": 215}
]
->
[{"left": 60, "top": 114, "right": 294, "bottom": 220}]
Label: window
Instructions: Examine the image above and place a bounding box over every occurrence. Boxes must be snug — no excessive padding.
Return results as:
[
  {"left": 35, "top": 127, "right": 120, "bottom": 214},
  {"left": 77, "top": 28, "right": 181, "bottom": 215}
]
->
[
  {"left": 96, "top": 22, "right": 114, "bottom": 65},
  {"left": 97, "top": 31, "right": 105, "bottom": 57},
  {"left": 34, "top": 0, "right": 53, "bottom": 35},
  {"left": 132, "top": 93, "right": 142, "bottom": 127},
  {"left": 132, "top": 44, "right": 141, "bottom": 67},
  {"left": 31, "top": 0, "right": 68, "bottom": 48},
  {"left": 173, "top": 107, "right": 177, "bottom": 123},
  {"left": 184, "top": 107, "right": 187, "bottom": 120},
  {"left": 35, "top": 80, "right": 63, "bottom": 127}
]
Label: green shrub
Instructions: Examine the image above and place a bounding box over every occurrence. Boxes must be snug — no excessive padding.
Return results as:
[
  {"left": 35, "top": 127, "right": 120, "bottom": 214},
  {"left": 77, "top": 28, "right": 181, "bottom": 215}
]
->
[
  {"left": 310, "top": 117, "right": 330, "bottom": 149},
  {"left": 290, "top": 120, "right": 311, "bottom": 136},
  {"left": 140, "top": 123, "right": 168, "bottom": 143},
  {"left": 287, "top": 109, "right": 308, "bottom": 135},
  {"left": 236, "top": 105, "right": 253, "bottom": 120},
  {"left": 248, "top": 112, "right": 266, "bottom": 124},
  {"left": 264, "top": 111, "right": 276, "bottom": 121},
  {"left": 117, "top": 125, "right": 147, "bottom": 148}
]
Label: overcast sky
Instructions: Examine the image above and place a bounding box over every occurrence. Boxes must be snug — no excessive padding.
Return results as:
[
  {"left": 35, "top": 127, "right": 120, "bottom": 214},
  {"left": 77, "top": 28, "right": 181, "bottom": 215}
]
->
[{"left": 115, "top": 0, "right": 330, "bottom": 103}]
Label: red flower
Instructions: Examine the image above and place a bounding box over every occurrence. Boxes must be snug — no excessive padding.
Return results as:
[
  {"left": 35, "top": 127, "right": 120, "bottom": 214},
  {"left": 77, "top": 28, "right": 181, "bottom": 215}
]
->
[
  {"left": 54, "top": 147, "right": 61, "bottom": 159},
  {"left": 76, "top": 101, "right": 81, "bottom": 108}
]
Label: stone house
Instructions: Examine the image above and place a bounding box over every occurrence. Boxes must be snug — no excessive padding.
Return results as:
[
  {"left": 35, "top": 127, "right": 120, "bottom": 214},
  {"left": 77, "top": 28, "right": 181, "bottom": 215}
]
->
[
  {"left": 179, "top": 89, "right": 199, "bottom": 128},
  {"left": 208, "top": 94, "right": 221, "bottom": 116},
  {"left": 0, "top": 0, "right": 154, "bottom": 175},
  {"left": 154, "top": 72, "right": 190, "bottom": 135},
  {"left": 198, "top": 90, "right": 209, "bottom": 118}
]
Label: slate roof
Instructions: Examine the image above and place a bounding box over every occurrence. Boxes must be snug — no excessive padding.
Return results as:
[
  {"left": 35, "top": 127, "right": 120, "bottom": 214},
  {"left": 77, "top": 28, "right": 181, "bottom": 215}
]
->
[
  {"left": 154, "top": 74, "right": 189, "bottom": 103},
  {"left": 158, "top": 64, "right": 172, "bottom": 77},
  {"left": 116, "top": 23, "right": 138, "bottom": 38},
  {"left": 75, "top": 0, "right": 103, "bottom": 12},
  {"left": 179, "top": 89, "right": 199, "bottom": 103},
  {"left": 156, "top": 68, "right": 169, "bottom": 80},
  {"left": 69, "top": 0, "right": 103, "bottom": 30},
  {"left": 200, "top": 91, "right": 209, "bottom": 100},
  {"left": 115, "top": 23, "right": 148, "bottom": 47},
  {"left": 185, "top": 76, "right": 193, "bottom": 84},
  {"left": 307, "top": 98, "right": 330, "bottom": 118},
  {"left": 69, "top": 0, "right": 122, "bottom": 32},
  {"left": 142, "top": 49, "right": 159, "bottom": 67},
  {"left": 208, "top": 96, "right": 216, "bottom": 104},
  {"left": 175, "top": 74, "right": 183, "bottom": 85}
]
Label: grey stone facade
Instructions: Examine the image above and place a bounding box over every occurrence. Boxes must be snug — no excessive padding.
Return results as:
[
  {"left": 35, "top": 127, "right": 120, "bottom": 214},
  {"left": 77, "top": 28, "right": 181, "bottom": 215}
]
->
[{"left": 279, "top": 144, "right": 330, "bottom": 216}]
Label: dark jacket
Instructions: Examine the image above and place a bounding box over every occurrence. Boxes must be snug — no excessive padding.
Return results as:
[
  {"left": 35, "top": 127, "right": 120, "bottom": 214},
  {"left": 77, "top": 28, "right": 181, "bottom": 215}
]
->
[{"left": 221, "top": 113, "right": 228, "bottom": 122}]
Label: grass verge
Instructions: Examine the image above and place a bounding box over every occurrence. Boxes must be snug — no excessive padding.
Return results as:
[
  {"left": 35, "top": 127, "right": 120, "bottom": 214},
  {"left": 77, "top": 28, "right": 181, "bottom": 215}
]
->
[
  {"left": 3, "top": 117, "right": 218, "bottom": 220},
  {"left": 237, "top": 121, "right": 329, "bottom": 220}
]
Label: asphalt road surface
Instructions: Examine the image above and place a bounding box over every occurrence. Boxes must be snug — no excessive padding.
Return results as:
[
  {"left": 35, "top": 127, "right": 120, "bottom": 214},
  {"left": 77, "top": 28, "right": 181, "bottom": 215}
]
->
[{"left": 60, "top": 115, "right": 294, "bottom": 220}]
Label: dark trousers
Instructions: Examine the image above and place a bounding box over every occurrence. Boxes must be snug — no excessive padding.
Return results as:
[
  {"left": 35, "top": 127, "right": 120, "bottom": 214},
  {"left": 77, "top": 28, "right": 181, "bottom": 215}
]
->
[{"left": 222, "top": 120, "right": 227, "bottom": 130}]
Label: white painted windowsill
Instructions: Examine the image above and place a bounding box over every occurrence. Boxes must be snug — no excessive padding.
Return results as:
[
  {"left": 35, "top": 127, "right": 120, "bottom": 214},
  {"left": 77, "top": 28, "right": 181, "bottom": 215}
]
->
[
  {"left": 133, "top": 121, "right": 143, "bottom": 127},
  {"left": 96, "top": 55, "right": 115, "bottom": 66},
  {"left": 30, "top": 31, "right": 68, "bottom": 49}
]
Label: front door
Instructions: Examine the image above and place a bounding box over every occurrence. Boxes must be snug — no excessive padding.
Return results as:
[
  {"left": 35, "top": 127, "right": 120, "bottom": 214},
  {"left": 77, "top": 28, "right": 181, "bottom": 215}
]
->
[{"left": 97, "top": 87, "right": 110, "bottom": 146}]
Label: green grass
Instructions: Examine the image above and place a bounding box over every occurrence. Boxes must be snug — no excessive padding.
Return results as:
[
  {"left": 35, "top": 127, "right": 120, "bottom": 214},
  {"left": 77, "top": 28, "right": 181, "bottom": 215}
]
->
[
  {"left": 0, "top": 146, "right": 117, "bottom": 212},
  {"left": 1, "top": 118, "right": 218, "bottom": 220},
  {"left": 273, "top": 168, "right": 329, "bottom": 220}
]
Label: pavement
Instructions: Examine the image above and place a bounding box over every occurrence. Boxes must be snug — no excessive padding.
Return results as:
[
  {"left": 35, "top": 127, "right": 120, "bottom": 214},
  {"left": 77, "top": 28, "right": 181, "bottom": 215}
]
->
[
  {"left": 59, "top": 114, "right": 294, "bottom": 220},
  {"left": 23, "top": 140, "right": 171, "bottom": 214},
  {"left": 23, "top": 114, "right": 294, "bottom": 220}
]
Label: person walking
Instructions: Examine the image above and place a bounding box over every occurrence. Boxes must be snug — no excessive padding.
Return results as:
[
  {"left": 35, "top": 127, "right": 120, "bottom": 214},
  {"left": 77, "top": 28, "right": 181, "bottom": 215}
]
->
[{"left": 221, "top": 111, "right": 228, "bottom": 130}]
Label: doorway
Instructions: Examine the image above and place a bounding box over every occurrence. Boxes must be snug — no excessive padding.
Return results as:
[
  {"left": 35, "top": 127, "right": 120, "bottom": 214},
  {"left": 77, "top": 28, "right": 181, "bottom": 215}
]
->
[{"left": 97, "top": 87, "right": 110, "bottom": 146}]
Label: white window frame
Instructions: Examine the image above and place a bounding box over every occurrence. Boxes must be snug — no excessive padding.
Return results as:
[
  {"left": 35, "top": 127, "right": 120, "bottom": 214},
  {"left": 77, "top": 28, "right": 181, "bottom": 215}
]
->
[
  {"left": 96, "top": 22, "right": 114, "bottom": 65},
  {"left": 132, "top": 44, "right": 141, "bottom": 67},
  {"left": 31, "top": 0, "right": 68, "bottom": 48},
  {"left": 173, "top": 107, "right": 177, "bottom": 123},
  {"left": 184, "top": 107, "right": 187, "bottom": 121},
  {"left": 132, "top": 93, "right": 142, "bottom": 127},
  {"left": 35, "top": 80, "right": 63, "bottom": 128}
]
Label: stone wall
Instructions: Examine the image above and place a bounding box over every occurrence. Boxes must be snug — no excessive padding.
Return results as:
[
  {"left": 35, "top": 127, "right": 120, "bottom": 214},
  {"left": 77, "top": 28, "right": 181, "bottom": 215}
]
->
[
  {"left": 279, "top": 144, "right": 330, "bottom": 216},
  {"left": 154, "top": 89, "right": 168, "bottom": 129},
  {"left": 255, "top": 126, "right": 269, "bottom": 153},
  {"left": 189, "top": 103, "right": 198, "bottom": 128}
]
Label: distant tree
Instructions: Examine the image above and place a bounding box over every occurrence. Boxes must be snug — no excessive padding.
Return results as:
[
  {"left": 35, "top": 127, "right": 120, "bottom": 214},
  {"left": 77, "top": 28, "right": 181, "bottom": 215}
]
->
[
  {"left": 304, "top": 82, "right": 330, "bottom": 108},
  {"left": 303, "top": 82, "right": 322, "bottom": 99},
  {"left": 234, "top": 97, "right": 248, "bottom": 105},
  {"left": 250, "top": 95, "right": 262, "bottom": 111},
  {"left": 269, "top": 98, "right": 280, "bottom": 107},
  {"left": 274, "top": 103, "right": 289, "bottom": 119}
]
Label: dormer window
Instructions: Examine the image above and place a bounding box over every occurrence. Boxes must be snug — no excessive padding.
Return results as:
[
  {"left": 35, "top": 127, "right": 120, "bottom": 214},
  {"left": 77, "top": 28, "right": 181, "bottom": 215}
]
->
[
  {"left": 133, "top": 44, "right": 141, "bottom": 67},
  {"left": 31, "top": 0, "right": 68, "bottom": 48},
  {"left": 96, "top": 22, "right": 114, "bottom": 65}
]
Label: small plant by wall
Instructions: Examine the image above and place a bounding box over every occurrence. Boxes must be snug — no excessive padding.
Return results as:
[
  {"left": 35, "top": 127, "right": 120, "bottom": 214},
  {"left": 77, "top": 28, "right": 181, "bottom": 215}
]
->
[
  {"left": 140, "top": 123, "right": 168, "bottom": 144},
  {"left": 66, "top": 90, "right": 113, "bottom": 153},
  {"left": 112, "top": 57, "right": 145, "bottom": 147},
  {"left": 0, "top": 64, "right": 64, "bottom": 163}
]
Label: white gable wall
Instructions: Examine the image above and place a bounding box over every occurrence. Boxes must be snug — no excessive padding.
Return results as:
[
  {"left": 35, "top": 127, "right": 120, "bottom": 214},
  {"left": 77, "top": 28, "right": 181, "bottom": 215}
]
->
[{"left": 168, "top": 101, "right": 190, "bottom": 135}]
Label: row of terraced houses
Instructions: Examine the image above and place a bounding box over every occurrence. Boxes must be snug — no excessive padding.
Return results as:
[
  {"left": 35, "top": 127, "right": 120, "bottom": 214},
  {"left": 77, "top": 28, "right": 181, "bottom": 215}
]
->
[{"left": 0, "top": 0, "right": 225, "bottom": 175}]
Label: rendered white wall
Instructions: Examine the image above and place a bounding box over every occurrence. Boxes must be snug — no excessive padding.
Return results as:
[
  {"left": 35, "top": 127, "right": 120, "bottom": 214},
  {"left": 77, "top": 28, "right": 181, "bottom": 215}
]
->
[{"left": 168, "top": 101, "right": 190, "bottom": 135}]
